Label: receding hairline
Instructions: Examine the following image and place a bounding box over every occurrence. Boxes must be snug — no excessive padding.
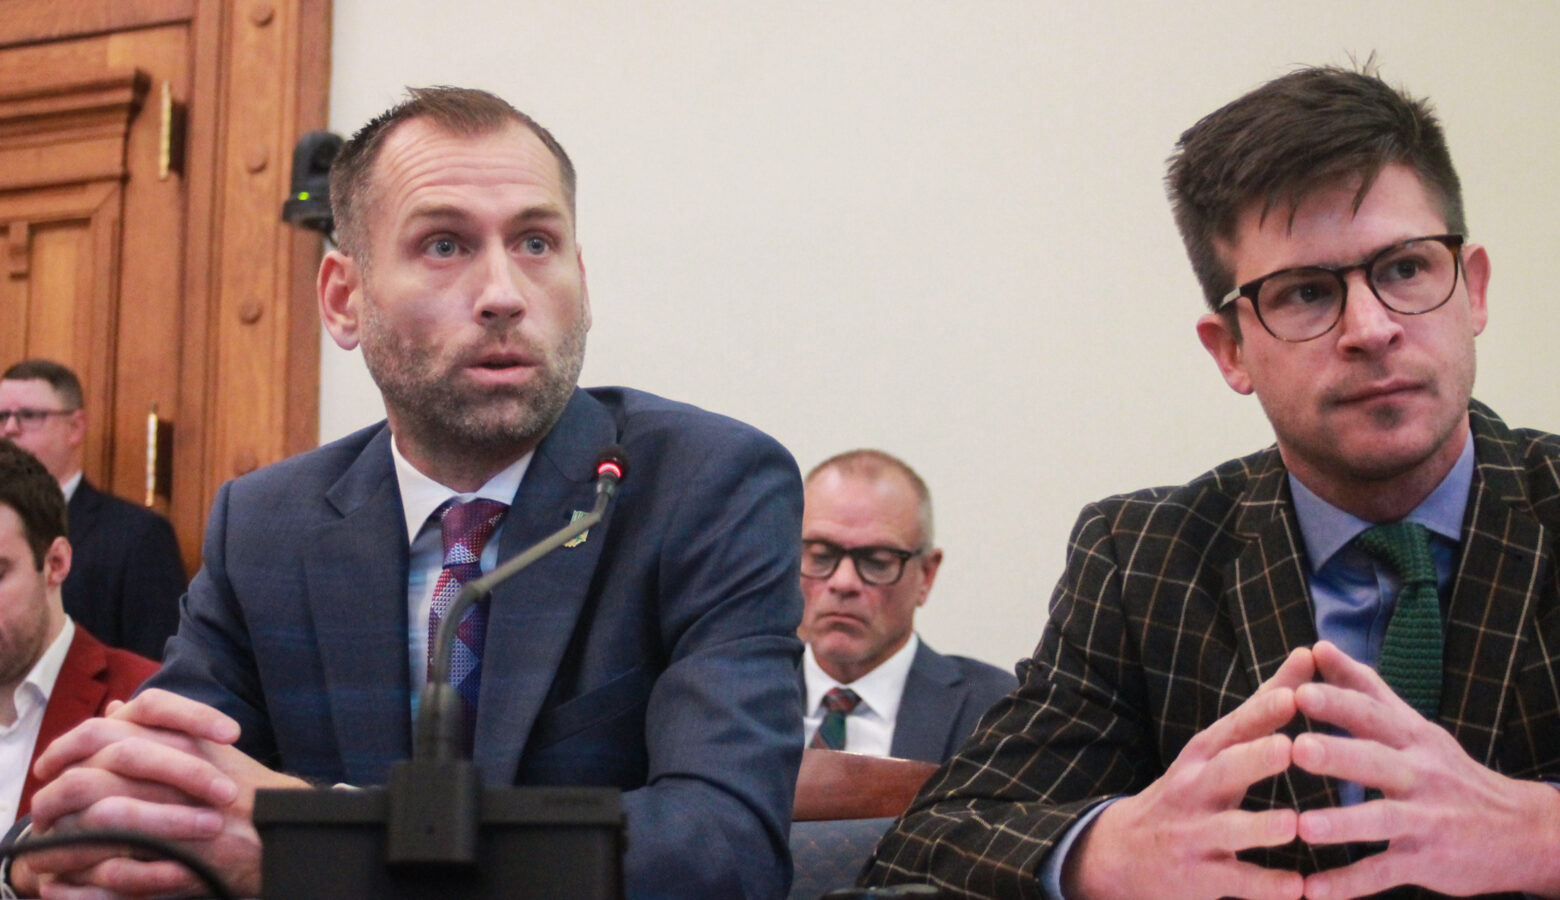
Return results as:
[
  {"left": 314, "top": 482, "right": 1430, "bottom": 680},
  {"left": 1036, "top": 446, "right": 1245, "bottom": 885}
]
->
[
  {"left": 360, "top": 118, "right": 574, "bottom": 241},
  {"left": 805, "top": 449, "right": 935, "bottom": 548},
  {"left": 329, "top": 87, "right": 577, "bottom": 260}
]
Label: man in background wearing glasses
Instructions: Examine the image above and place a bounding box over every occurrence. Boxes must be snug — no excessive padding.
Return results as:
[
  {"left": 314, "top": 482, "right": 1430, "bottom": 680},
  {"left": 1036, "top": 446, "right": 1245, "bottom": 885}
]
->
[
  {"left": 799, "top": 450, "right": 1014, "bottom": 763},
  {"left": 864, "top": 66, "right": 1560, "bottom": 900},
  {"left": 0, "top": 360, "right": 184, "bottom": 660}
]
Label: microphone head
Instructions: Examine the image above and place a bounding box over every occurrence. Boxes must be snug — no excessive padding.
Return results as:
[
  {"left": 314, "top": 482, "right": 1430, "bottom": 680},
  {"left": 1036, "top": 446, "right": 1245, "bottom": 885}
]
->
[{"left": 596, "top": 445, "right": 627, "bottom": 482}]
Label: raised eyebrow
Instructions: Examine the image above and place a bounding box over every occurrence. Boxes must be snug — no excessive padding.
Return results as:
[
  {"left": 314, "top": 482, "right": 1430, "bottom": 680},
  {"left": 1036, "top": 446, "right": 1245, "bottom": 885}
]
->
[
  {"left": 507, "top": 206, "right": 569, "bottom": 234},
  {"left": 401, "top": 203, "right": 474, "bottom": 229}
]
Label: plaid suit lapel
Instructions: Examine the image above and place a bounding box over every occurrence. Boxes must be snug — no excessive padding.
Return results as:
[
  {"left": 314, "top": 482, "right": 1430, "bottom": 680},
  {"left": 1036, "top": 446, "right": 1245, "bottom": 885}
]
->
[
  {"left": 1441, "top": 404, "right": 1549, "bottom": 766},
  {"left": 1223, "top": 449, "right": 1345, "bottom": 873},
  {"left": 1225, "top": 449, "right": 1321, "bottom": 696}
]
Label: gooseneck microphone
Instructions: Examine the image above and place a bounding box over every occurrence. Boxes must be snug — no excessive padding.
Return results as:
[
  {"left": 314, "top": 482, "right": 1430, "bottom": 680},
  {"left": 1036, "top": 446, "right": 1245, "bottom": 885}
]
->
[{"left": 387, "top": 446, "right": 628, "bottom": 867}]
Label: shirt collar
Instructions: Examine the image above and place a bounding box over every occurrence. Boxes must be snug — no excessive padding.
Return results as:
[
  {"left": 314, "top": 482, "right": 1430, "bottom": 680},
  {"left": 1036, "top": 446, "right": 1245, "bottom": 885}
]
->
[
  {"left": 803, "top": 632, "right": 920, "bottom": 722},
  {"left": 390, "top": 437, "right": 531, "bottom": 545},
  {"left": 14, "top": 618, "right": 74, "bottom": 713},
  {"left": 59, "top": 471, "right": 82, "bottom": 503},
  {"left": 1290, "top": 432, "right": 1474, "bottom": 572}
]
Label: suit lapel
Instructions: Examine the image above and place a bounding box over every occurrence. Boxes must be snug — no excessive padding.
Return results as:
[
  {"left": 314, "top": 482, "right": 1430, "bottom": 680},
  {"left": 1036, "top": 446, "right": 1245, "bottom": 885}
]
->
[
  {"left": 66, "top": 480, "right": 105, "bottom": 544},
  {"left": 35, "top": 628, "right": 108, "bottom": 758},
  {"left": 25, "top": 628, "right": 109, "bottom": 813},
  {"left": 1224, "top": 450, "right": 1321, "bottom": 696},
  {"left": 304, "top": 426, "right": 413, "bottom": 782},
  {"left": 890, "top": 642, "right": 961, "bottom": 761},
  {"left": 472, "top": 391, "right": 616, "bottom": 784},
  {"left": 1440, "top": 405, "right": 1548, "bottom": 766},
  {"left": 1222, "top": 450, "right": 1342, "bottom": 871}
]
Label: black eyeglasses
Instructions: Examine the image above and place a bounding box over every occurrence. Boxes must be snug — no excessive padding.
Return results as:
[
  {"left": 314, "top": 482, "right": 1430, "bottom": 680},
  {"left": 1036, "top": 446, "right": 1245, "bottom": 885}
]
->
[
  {"left": 1217, "top": 234, "right": 1466, "bottom": 342},
  {"left": 800, "top": 540, "right": 924, "bottom": 586},
  {"left": 0, "top": 408, "right": 77, "bottom": 431}
]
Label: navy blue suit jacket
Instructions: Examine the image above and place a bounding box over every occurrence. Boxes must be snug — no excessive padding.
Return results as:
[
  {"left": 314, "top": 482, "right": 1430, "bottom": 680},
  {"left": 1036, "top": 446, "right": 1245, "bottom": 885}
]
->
[
  {"left": 802, "top": 640, "right": 1016, "bottom": 763},
  {"left": 63, "top": 479, "right": 185, "bottom": 660},
  {"left": 150, "top": 387, "right": 806, "bottom": 898}
]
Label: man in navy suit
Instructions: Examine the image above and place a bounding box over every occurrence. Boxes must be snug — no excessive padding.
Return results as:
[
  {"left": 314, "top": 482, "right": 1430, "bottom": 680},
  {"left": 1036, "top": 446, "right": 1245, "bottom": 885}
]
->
[
  {"left": 0, "top": 360, "right": 185, "bottom": 660},
  {"left": 16, "top": 88, "right": 804, "bottom": 898},
  {"left": 799, "top": 450, "right": 1014, "bottom": 763}
]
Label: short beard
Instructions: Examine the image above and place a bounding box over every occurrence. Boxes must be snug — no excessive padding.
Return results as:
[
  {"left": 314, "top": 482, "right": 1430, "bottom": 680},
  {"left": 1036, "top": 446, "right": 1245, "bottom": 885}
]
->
[
  {"left": 359, "top": 303, "right": 587, "bottom": 463},
  {"left": 0, "top": 594, "right": 51, "bottom": 688}
]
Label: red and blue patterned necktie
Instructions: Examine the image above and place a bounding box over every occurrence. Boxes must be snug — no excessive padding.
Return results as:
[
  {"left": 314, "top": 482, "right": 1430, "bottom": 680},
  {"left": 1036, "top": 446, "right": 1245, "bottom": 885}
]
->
[{"left": 426, "top": 498, "right": 509, "bottom": 754}]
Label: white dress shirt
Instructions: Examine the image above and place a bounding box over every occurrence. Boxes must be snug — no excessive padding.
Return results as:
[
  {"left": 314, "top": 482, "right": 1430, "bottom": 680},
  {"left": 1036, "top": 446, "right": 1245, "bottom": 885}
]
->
[
  {"left": 0, "top": 619, "right": 74, "bottom": 833},
  {"left": 58, "top": 471, "right": 81, "bottom": 503},
  {"left": 802, "top": 633, "right": 920, "bottom": 756}
]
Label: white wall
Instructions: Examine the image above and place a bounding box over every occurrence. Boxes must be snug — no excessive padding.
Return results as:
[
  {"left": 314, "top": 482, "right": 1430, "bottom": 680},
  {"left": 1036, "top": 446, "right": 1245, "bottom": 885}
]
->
[{"left": 322, "top": 1, "right": 1560, "bottom": 670}]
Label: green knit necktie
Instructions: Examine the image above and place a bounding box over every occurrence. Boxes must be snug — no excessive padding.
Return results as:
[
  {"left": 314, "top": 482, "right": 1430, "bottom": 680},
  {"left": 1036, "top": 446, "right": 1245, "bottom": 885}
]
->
[
  {"left": 810, "top": 687, "right": 861, "bottom": 750},
  {"left": 1355, "top": 521, "right": 1443, "bottom": 718}
]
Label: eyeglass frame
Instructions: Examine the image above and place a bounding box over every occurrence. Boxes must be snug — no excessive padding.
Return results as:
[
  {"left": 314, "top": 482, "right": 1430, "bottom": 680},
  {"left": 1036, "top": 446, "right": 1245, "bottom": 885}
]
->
[
  {"left": 0, "top": 407, "right": 79, "bottom": 431},
  {"left": 1215, "top": 233, "right": 1467, "bottom": 343},
  {"left": 799, "top": 539, "right": 927, "bottom": 587}
]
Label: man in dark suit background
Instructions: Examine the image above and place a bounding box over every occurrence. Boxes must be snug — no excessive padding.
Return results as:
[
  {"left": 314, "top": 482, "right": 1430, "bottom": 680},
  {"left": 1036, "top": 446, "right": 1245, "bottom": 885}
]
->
[
  {"left": 0, "top": 359, "right": 185, "bottom": 660},
  {"left": 864, "top": 67, "right": 1560, "bottom": 900},
  {"left": 0, "top": 441, "right": 157, "bottom": 834},
  {"left": 15, "top": 87, "right": 803, "bottom": 898},
  {"left": 799, "top": 449, "right": 1014, "bottom": 763}
]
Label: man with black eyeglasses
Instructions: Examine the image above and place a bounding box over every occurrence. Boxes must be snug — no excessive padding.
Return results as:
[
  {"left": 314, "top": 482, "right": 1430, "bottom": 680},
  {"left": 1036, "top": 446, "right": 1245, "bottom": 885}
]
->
[
  {"left": 799, "top": 449, "right": 1014, "bottom": 763},
  {"left": 864, "top": 66, "right": 1560, "bottom": 900},
  {"left": 0, "top": 360, "right": 184, "bottom": 661}
]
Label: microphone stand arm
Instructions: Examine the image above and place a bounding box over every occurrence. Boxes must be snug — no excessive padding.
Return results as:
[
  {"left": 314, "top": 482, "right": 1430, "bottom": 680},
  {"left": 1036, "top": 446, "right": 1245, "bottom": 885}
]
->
[
  {"left": 391, "top": 481, "right": 615, "bottom": 868},
  {"left": 420, "top": 485, "right": 612, "bottom": 762}
]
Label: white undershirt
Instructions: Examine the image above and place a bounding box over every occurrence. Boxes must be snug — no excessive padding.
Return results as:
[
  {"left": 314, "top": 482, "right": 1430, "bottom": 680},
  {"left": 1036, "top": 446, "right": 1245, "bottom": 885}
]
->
[
  {"left": 0, "top": 619, "right": 74, "bottom": 833},
  {"left": 801, "top": 633, "right": 919, "bottom": 756},
  {"left": 389, "top": 438, "right": 531, "bottom": 701}
]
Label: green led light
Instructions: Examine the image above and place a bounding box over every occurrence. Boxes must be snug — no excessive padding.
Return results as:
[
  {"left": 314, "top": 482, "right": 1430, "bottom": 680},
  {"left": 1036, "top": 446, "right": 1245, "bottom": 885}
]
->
[{"left": 299, "top": 191, "right": 311, "bottom": 201}]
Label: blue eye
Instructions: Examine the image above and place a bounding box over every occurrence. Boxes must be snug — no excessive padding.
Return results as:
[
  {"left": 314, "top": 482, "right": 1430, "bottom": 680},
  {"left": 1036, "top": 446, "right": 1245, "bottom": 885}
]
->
[
  {"left": 523, "top": 236, "right": 549, "bottom": 256},
  {"left": 428, "top": 238, "right": 459, "bottom": 258}
]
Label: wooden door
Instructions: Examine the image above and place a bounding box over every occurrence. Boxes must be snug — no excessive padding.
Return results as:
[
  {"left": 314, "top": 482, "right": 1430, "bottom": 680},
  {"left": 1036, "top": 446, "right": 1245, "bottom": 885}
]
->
[{"left": 0, "top": 1, "right": 330, "bottom": 572}]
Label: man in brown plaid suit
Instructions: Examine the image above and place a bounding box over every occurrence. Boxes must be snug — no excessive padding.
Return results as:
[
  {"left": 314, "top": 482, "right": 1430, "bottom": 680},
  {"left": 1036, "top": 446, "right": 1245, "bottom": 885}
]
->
[{"left": 861, "top": 66, "right": 1560, "bottom": 900}]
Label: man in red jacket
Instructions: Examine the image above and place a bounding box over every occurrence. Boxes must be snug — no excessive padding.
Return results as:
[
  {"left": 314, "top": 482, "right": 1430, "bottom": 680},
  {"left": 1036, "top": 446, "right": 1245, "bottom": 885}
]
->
[{"left": 0, "top": 440, "right": 157, "bottom": 832}]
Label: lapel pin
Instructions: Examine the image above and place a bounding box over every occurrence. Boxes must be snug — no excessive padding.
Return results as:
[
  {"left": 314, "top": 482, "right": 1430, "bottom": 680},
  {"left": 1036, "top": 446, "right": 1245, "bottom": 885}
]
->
[{"left": 563, "top": 509, "right": 590, "bottom": 547}]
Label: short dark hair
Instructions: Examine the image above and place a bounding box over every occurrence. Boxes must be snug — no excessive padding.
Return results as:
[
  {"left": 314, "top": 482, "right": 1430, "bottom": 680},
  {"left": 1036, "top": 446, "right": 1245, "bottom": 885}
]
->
[
  {"left": 806, "top": 448, "right": 935, "bottom": 547},
  {"left": 1166, "top": 64, "right": 1465, "bottom": 312},
  {"left": 329, "top": 86, "right": 576, "bottom": 260},
  {"left": 0, "top": 440, "right": 67, "bottom": 569},
  {"left": 2, "top": 358, "right": 83, "bottom": 410}
]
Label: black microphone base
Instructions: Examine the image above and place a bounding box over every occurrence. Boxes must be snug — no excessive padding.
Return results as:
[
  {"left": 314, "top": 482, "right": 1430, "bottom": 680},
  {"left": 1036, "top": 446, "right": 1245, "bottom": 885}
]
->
[
  {"left": 386, "top": 757, "right": 481, "bottom": 866},
  {"left": 254, "top": 785, "right": 624, "bottom": 899}
]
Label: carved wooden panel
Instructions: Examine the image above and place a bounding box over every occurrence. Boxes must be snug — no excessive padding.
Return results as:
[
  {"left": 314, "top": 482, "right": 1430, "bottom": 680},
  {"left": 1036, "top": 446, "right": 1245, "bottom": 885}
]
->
[
  {"left": 0, "top": 1, "right": 330, "bottom": 575},
  {"left": 0, "top": 67, "right": 142, "bottom": 490}
]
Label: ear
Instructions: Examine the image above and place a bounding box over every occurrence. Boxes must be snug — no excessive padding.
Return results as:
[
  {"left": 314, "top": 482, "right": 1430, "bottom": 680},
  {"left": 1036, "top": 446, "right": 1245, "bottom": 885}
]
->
[
  {"left": 914, "top": 548, "right": 943, "bottom": 607},
  {"left": 1462, "top": 242, "right": 1490, "bottom": 336},
  {"left": 43, "top": 535, "right": 70, "bottom": 587},
  {"left": 319, "top": 250, "right": 364, "bottom": 350},
  {"left": 576, "top": 244, "right": 592, "bottom": 331},
  {"left": 1197, "top": 311, "right": 1254, "bottom": 395},
  {"left": 62, "top": 406, "right": 86, "bottom": 451}
]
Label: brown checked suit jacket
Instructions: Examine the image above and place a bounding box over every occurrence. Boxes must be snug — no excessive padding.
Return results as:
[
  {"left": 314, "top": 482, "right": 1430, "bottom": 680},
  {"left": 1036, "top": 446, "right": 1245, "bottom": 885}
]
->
[{"left": 861, "top": 401, "right": 1560, "bottom": 900}]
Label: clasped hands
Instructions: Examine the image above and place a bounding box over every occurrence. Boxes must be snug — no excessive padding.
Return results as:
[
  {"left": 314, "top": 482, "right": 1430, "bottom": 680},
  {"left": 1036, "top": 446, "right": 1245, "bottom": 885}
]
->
[
  {"left": 11, "top": 690, "right": 308, "bottom": 899},
  {"left": 1062, "top": 641, "right": 1560, "bottom": 900}
]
